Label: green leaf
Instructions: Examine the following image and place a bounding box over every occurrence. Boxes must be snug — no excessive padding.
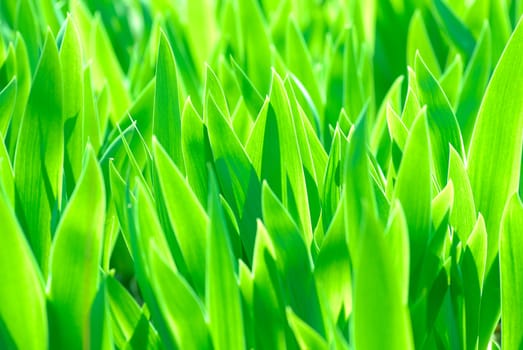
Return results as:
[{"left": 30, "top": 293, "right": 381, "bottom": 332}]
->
[
  {"left": 16, "top": 0, "right": 42, "bottom": 71},
  {"left": 500, "top": 194, "right": 523, "bottom": 350},
  {"left": 314, "top": 200, "right": 352, "bottom": 321},
  {"left": 0, "top": 77, "right": 16, "bottom": 137},
  {"left": 268, "top": 71, "right": 313, "bottom": 245},
  {"left": 206, "top": 93, "right": 261, "bottom": 262},
  {"left": 467, "top": 17, "right": 523, "bottom": 269},
  {"left": 456, "top": 23, "right": 491, "bottom": 148},
  {"left": 0, "top": 178, "right": 47, "bottom": 350},
  {"left": 204, "top": 64, "right": 231, "bottom": 120},
  {"left": 438, "top": 54, "right": 463, "bottom": 108},
  {"left": 238, "top": 0, "right": 272, "bottom": 94},
  {"left": 251, "top": 220, "right": 287, "bottom": 349},
  {"left": 106, "top": 276, "right": 150, "bottom": 348},
  {"left": 7, "top": 34, "right": 31, "bottom": 157},
  {"left": 448, "top": 146, "right": 476, "bottom": 243},
  {"left": 89, "top": 276, "right": 113, "bottom": 350},
  {"left": 229, "top": 56, "right": 264, "bottom": 119},
  {"left": 353, "top": 211, "right": 414, "bottom": 350},
  {"left": 59, "top": 17, "right": 83, "bottom": 123},
  {"left": 154, "top": 31, "right": 183, "bottom": 171},
  {"left": 261, "top": 182, "right": 324, "bottom": 338},
  {"left": 285, "top": 17, "right": 322, "bottom": 115},
  {"left": 47, "top": 145, "right": 105, "bottom": 349},
  {"left": 344, "top": 115, "right": 377, "bottom": 262},
  {"left": 342, "top": 27, "right": 365, "bottom": 122},
  {"left": 186, "top": 0, "right": 217, "bottom": 76},
  {"left": 91, "top": 15, "right": 131, "bottom": 122},
  {"left": 0, "top": 131, "right": 14, "bottom": 204},
  {"left": 286, "top": 308, "right": 328, "bottom": 350},
  {"left": 14, "top": 30, "right": 63, "bottom": 273},
  {"left": 149, "top": 243, "right": 212, "bottom": 349},
  {"left": 60, "top": 16, "right": 85, "bottom": 182},
  {"left": 206, "top": 172, "right": 245, "bottom": 350},
  {"left": 432, "top": 0, "right": 476, "bottom": 60},
  {"left": 407, "top": 11, "right": 441, "bottom": 77},
  {"left": 386, "top": 201, "right": 411, "bottom": 305},
  {"left": 181, "top": 98, "right": 209, "bottom": 206},
  {"left": 131, "top": 179, "right": 178, "bottom": 350},
  {"left": 153, "top": 139, "right": 208, "bottom": 298},
  {"left": 459, "top": 214, "right": 487, "bottom": 350},
  {"left": 393, "top": 112, "right": 432, "bottom": 290},
  {"left": 414, "top": 52, "right": 464, "bottom": 186}
]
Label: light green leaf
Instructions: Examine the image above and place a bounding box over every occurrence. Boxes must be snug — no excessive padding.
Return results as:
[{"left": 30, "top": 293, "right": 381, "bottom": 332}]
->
[
  {"left": 344, "top": 113, "right": 377, "bottom": 264},
  {"left": 14, "top": 30, "right": 63, "bottom": 273},
  {"left": 131, "top": 179, "right": 178, "bottom": 350},
  {"left": 16, "top": 0, "right": 42, "bottom": 71},
  {"left": 407, "top": 11, "right": 441, "bottom": 77},
  {"left": 438, "top": 54, "right": 463, "bottom": 107},
  {"left": 0, "top": 178, "right": 47, "bottom": 350},
  {"left": 106, "top": 276, "right": 148, "bottom": 348},
  {"left": 261, "top": 182, "right": 324, "bottom": 338},
  {"left": 229, "top": 56, "right": 264, "bottom": 119},
  {"left": 206, "top": 93, "right": 261, "bottom": 262},
  {"left": 91, "top": 16, "right": 130, "bottom": 122},
  {"left": 153, "top": 139, "right": 208, "bottom": 297},
  {"left": 400, "top": 87, "right": 421, "bottom": 128},
  {"left": 206, "top": 173, "right": 245, "bottom": 350},
  {"left": 269, "top": 71, "right": 313, "bottom": 245},
  {"left": 448, "top": 146, "right": 476, "bottom": 243},
  {"left": 286, "top": 308, "right": 328, "bottom": 350},
  {"left": 238, "top": 0, "right": 272, "bottom": 94},
  {"left": 181, "top": 98, "right": 209, "bottom": 206},
  {"left": 0, "top": 77, "right": 16, "bottom": 137},
  {"left": 285, "top": 17, "right": 322, "bottom": 115},
  {"left": 467, "top": 17, "right": 523, "bottom": 269},
  {"left": 460, "top": 214, "right": 487, "bottom": 350},
  {"left": 251, "top": 220, "right": 287, "bottom": 349},
  {"left": 60, "top": 16, "right": 85, "bottom": 182},
  {"left": 7, "top": 34, "right": 31, "bottom": 157},
  {"left": 414, "top": 52, "right": 464, "bottom": 186},
  {"left": 47, "top": 145, "right": 105, "bottom": 349},
  {"left": 456, "top": 23, "right": 491, "bottom": 148},
  {"left": 204, "top": 64, "right": 230, "bottom": 120},
  {"left": 154, "top": 31, "right": 183, "bottom": 171},
  {"left": 393, "top": 112, "right": 431, "bottom": 287},
  {"left": 149, "top": 243, "right": 211, "bottom": 349},
  {"left": 0, "top": 131, "right": 14, "bottom": 204},
  {"left": 59, "top": 17, "right": 83, "bottom": 123},
  {"left": 314, "top": 200, "right": 352, "bottom": 321},
  {"left": 386, "top": 201, "right": 411, "bottom": 304},
  {"left": 353, "top": 211, "right": 414, "bottom": 350},
  {"left": 500, "top": 194, "right": 523, "bottom": 350}
]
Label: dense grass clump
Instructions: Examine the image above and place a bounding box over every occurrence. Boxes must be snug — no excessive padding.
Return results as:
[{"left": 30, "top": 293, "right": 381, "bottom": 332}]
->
[{"left": 0, "top": 0, "right": 522, "bottom": 349}]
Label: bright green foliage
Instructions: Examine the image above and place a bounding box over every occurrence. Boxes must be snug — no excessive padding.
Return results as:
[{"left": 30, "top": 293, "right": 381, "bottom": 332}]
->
[
  {"left": 500, "top": 195, "right": 523, "bottom": 350},
  {"left": 0, "top": 1, "right": 522, "bottom": 349},
  {"left": 47, "top": 145, "right": 105, "bottom": 349}
]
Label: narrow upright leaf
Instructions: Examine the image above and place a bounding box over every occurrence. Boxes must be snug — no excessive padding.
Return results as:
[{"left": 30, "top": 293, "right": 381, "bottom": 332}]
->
[
  {"left": 0, "top": 183, "right": 47, "bottom": 350},
  {"left": 206, "top": 173, "right": 245, "bottom": 350},
  {"left": 500, "top": 195, "right": 523, "bottom": 350},
  {"left": 393, "top": 112, "right": 432, "bottom": 289},
  {"left": 14, "top": 30, "right": 63, "bottom": 273},
  {"left": 153, "top": 139, "right": 208, "bottom": 297},
  {"left": 47, "top": 145, "right": 105, "bottom": 349},
  {"left": 467, "top": 17, "right": 523, "bottom": 268},
  {"left": 154, "top": 32, "right": 183, "bottom": 170}
]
